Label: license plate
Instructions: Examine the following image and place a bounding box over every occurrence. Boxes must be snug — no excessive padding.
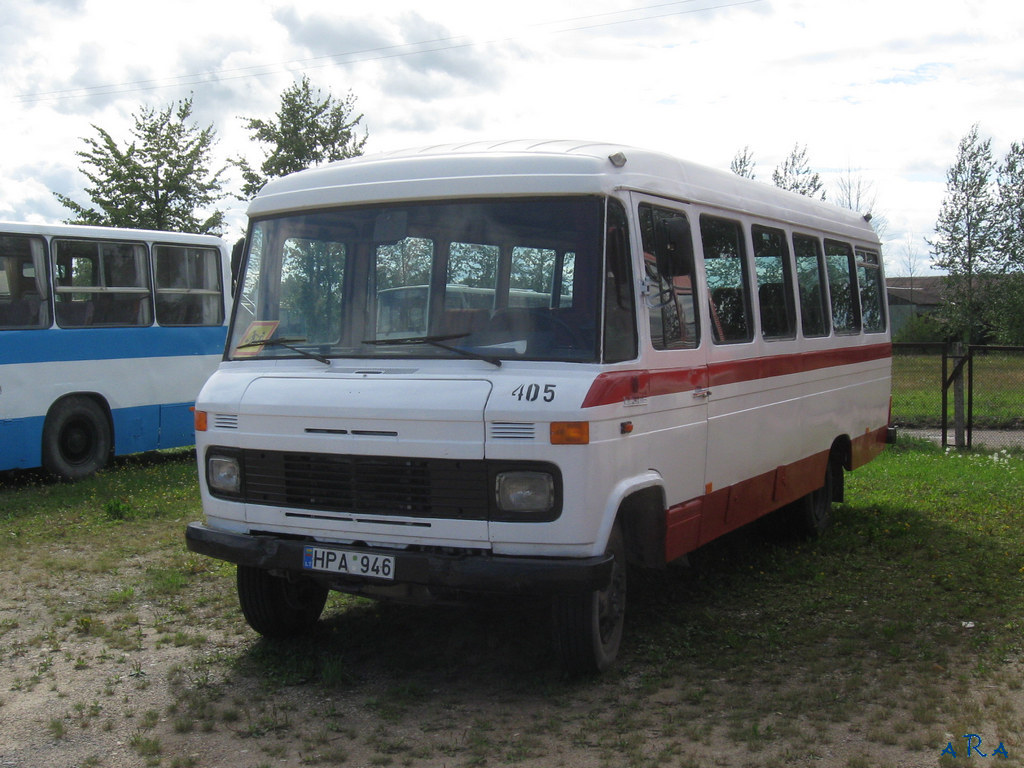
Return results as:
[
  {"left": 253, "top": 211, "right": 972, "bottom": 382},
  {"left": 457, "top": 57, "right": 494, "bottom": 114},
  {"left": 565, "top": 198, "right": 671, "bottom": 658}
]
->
[{"left": 302, "top": 545, "right": 395, "bottom": 581}]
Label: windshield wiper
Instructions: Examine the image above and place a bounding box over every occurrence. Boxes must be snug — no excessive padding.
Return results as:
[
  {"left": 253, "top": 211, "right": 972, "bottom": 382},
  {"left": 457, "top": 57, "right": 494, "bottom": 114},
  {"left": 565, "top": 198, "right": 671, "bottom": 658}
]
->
[
  {"left": 236, "top": 337, "right": 331, "bottom": 365},
  {"left": 362, "top": 334, "right": 502, "bottom": 367}
]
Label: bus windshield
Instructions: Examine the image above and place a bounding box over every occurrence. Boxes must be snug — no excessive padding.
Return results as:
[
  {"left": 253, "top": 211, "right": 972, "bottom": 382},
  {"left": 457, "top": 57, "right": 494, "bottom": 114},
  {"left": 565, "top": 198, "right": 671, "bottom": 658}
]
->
[{"left": 230, "top": 197, "right": 610, "bottom": 363}]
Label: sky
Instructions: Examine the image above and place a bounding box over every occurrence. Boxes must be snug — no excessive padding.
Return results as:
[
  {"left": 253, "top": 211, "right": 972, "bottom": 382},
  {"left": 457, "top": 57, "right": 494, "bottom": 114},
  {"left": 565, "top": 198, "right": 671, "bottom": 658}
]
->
[{"left": 2, "top": 0, "right": 1023, "bottom": 276}]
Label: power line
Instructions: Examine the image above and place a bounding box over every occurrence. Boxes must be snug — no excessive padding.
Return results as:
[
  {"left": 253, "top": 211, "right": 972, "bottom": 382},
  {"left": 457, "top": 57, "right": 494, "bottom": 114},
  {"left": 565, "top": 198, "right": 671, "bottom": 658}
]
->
[{"left": 16, "top": 0, "right": 762, "bottom": 104}]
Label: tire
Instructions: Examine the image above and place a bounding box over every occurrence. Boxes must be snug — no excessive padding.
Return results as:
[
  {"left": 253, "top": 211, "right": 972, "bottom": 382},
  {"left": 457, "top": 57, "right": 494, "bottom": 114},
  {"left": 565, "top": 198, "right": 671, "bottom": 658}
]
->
[
  {"left": 553, "top": 524, "right": 627, "bottom": 675},
  {"left": 236, "top": 565, "right": 329, "bottom": 639},
  {"left": 785, "top": 458, "right": 836, "bottom": 538},
  {"left": 41, "top": 396, "right": 112, "bottom": 481}
]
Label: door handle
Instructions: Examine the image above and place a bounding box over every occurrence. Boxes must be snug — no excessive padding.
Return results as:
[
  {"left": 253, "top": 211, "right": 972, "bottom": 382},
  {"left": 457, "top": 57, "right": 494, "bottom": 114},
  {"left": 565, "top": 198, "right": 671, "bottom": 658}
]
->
[{"left": 693, "top": 387, "right": 711, "bottom": 399}]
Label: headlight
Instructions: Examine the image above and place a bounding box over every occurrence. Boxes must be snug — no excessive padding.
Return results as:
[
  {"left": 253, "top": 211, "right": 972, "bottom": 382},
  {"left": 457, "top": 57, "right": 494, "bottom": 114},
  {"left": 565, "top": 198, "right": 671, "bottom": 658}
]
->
[
  {"left": 207, "top": 454, "right": 241, "bottom": 495},
  {"left": 496, "top": 471, "right": 554, "bottom": 514}
]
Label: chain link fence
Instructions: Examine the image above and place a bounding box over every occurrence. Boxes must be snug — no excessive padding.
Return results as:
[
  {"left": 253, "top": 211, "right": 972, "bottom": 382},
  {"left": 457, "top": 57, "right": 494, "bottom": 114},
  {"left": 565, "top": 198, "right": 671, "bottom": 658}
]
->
[{"left": 892, "top": 343, "right": 1024, "bottom": 450}]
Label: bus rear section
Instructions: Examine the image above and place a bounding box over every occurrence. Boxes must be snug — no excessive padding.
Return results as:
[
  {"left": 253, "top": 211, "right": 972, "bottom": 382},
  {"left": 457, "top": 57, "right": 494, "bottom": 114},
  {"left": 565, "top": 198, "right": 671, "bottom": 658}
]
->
[
  {"left": 185, "top": 141, "right": 891, "bottom": 673},
  {"left": 0, "top": 223, "right": 230, "bottom": 479}
]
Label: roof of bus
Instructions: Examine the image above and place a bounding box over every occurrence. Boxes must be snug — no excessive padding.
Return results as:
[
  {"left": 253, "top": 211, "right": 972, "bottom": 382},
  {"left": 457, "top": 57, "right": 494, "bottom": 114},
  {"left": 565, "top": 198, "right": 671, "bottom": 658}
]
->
[
  {"left": 0, "top": 220, "right": 227, "bottom": 247},
  {"left": 248, "top": 139, "right": 878, "bottom": 243}
]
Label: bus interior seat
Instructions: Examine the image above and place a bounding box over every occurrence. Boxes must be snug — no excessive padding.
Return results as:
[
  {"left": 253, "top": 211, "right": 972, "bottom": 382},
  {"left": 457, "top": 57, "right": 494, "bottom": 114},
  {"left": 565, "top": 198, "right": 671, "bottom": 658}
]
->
[
  {"left": 480, "top": 308, "right": 537, "bottom": 353},
  {"left": 56, "top": 301, "right": 95, "bottom": 327},
  {"left": 483, "top": 307, "right": 581, "bottom": 355},
  {"left": 439, "top": 308, "right": 487, "bottom": 337},
  {"left": 0, "top": 299, "right": 32, "bottom": 327},
  {"left": 758, "top": 284, "right": 788, "bottom": 337},
  {"left": 94, "top": 296, "right": 146, "bottom": 325},
  {"left": 710, "top": 287, "right": 747, "bottom": 339}
]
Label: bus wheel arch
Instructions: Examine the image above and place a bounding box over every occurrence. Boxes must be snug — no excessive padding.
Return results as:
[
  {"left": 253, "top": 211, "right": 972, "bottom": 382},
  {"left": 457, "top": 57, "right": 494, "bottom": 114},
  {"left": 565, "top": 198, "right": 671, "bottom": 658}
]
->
[
  {"left": 830, "top": 435, "right": 850, "bottom": 503},
  {"left": 617, "top": 485, "right": 668, "bottom": 569},
  {"left": 784, "top": 440, "right": 847, "bottom": 538},
  {"left": 41, "top": 394, "right": 113, "bottom": 481}
]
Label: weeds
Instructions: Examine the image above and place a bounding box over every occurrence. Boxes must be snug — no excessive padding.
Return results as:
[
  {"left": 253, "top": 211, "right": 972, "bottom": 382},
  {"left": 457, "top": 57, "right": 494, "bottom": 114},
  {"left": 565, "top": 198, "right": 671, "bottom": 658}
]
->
[{"left": 1, "top": 441, "right": 1023, "bottom": 768}]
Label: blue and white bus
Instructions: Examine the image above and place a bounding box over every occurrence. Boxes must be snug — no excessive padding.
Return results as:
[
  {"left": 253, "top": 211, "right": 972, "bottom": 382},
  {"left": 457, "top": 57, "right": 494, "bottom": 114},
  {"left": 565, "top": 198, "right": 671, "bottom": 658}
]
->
[{"left": 0, "top": 222, "right": 231, "bottom": 480}]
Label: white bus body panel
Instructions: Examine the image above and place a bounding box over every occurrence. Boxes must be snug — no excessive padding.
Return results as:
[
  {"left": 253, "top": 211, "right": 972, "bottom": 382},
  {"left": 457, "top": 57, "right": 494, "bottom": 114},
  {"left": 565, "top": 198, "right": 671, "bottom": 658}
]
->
[{"left": 193, "top": 140, "right": 889, "bottom": 575}]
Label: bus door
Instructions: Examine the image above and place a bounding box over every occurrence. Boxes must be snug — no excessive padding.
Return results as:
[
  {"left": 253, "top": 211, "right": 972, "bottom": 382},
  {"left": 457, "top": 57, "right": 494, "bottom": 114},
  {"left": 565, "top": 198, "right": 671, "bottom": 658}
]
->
[
  {"left": 634, "top": 197, "right": 708, "bottom": 561},
  {"left": 699, "top": 216, "right": 805, "bottom": 542}
]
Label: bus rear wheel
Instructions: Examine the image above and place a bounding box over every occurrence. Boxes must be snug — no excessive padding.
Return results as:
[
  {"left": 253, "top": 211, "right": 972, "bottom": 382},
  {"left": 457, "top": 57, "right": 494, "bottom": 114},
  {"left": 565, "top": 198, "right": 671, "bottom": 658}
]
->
[
  {"left": 42, "top": 396, "right": 112, "bottom": 481},
  {"left": 236, "top": 565, "right": 329, "bottom": 639},
  {"left": 552, "top": 524, "right": 627, "bottom": 675},
  {"left": 783, "top": 457, "right": 836, "bottom": 538}
]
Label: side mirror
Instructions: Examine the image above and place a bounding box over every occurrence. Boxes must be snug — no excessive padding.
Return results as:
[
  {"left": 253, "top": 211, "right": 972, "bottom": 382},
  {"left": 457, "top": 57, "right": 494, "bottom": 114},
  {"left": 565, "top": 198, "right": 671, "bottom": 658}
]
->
[{"left": 653, "top": 216, "right": 694, "bottom": 278}]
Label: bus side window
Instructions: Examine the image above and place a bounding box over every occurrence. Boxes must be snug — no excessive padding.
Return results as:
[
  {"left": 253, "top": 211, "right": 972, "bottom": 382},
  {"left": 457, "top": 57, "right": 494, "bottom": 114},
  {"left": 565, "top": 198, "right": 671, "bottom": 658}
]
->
[
  {"left": 53, "top": 241, "right": 96, "bottom": 327},
  {"left": 701, "top": 215, "right": 752, "bottom": 344},
  {"left": 603, "top": 199, "right": 637, "bottom": 362},
  {"left": 824, "top": 239, "right": 860, "bottom": 334},
  {"left": 793, "top": 234, "right": 829, "bottom": 338},
  {"left": 0, "top": 233, "right": 49, "bottom": 329},
  {"left": 639, "top": 203, "right": 700, "bottom": 351},
  {"left": 752, "top": 225, "right": 796, "bottom": 340},
  {"left": 856, "top": 248, "right": 887, "bottom": 333},
  {"left": 100, "top": 243, "right": 152, "bottom": 326},
  {"left": 155, "top": 245, "right": 225, "bottom": 326},
  {"left": 53, "top": 240, "right": 151, "bottom": 327}
]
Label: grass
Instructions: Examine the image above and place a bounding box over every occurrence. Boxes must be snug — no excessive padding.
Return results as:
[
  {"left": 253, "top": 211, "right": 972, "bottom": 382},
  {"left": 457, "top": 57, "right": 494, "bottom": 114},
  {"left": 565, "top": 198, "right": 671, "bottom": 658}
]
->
[
  {"left": 1, "top": 440, "right": 1023, "bottom": 767},
  {"left": 892, "top": 349, "right": 1024, "bottom": 429}
]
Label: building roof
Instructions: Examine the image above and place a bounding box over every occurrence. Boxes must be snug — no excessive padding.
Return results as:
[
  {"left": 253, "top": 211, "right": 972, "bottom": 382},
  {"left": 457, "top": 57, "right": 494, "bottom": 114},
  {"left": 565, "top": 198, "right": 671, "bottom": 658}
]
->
[{"left": 886, "top": 276, "right": 945, "bottom": 306}]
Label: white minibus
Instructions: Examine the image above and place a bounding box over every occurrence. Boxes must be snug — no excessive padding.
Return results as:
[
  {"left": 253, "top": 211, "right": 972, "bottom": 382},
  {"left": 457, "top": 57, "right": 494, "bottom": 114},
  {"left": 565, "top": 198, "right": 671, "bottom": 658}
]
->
[
  {"left": 186, "top": 141, "right": 891, "bottom": 673},
  {"left": 0, "top": 222, "right": 231, "bottom": 479}
]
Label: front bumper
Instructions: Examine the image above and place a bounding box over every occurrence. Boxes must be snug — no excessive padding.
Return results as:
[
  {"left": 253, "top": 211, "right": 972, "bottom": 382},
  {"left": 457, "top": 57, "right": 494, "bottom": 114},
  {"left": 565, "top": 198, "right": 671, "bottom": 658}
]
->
[{"left": 185, "top": 522, "right": 613, "bottom": 596}]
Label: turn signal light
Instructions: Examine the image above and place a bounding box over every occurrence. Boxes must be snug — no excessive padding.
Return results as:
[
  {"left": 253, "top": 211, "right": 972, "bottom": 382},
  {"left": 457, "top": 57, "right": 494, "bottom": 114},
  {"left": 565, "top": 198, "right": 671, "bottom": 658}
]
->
[
  {"left": 550, "top": 421, "right": 589, "bottom": 445},
  {"left": 194, "top": 408, "right": 208, "bottom": 432}
]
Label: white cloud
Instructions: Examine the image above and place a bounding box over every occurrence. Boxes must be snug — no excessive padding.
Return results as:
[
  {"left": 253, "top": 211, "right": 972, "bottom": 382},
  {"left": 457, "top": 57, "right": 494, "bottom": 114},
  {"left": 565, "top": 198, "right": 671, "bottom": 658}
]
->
[{"left": 2, "top": 0, "right": 1023, "bottom": 273}]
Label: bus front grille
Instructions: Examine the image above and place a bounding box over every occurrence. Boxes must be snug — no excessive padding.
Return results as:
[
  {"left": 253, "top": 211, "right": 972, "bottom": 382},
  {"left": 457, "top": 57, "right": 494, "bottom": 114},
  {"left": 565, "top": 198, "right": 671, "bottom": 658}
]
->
[{"left": 241, "top": 450, "right": 490, "bottom": 520}]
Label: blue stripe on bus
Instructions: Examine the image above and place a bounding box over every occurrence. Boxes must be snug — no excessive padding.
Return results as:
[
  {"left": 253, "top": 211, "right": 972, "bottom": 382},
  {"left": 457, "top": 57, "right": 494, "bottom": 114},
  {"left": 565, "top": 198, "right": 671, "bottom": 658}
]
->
[
  {"left": 110, "top": 402, "right": 197, "bottom": 455},
  {"left": 0, "top": 326, "right": 227, "bottom": 364},
  {"left": 0, "top": 402, "right": 198, "bottom": 472},
  {"left": 0, "top": 414, "right": 45, "bottom": 470}
]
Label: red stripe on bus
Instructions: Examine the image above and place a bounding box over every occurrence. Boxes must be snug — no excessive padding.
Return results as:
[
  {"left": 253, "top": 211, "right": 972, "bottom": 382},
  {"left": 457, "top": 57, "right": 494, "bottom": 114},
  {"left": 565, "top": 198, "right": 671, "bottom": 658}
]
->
[{"left": 582, "top": 343, "right": 891, "bottom": 407}]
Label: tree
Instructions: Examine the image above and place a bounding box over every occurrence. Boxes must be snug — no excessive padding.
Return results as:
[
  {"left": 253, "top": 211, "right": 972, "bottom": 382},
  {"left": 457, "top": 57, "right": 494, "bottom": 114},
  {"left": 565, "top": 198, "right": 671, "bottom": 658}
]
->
[
  {"left": 984, "top": 140, "right": 1024, "bottom": 343},
  {"left": 730, "top": 146, "right": 756, "bottom": 179},
  {"left": 834, "top": 165, "right": 888, "bottom": 241},
  {"left": 928, "top": 124, "right": 999, "bottom": 343},
  {"left": 898, "top": 234, "right": 924, "bottom": 289},
  {"left": 995, "top": 140, "right": 1024, "bottom": 272},
  {"left": 772, "top": 144, "right": 825, "bottom": 200},
  {"left": 55, "top": 96, "right": 226, "bottom": 234},
  {"left": 234, "top": 76, "right": 368, "bottom": 199}
]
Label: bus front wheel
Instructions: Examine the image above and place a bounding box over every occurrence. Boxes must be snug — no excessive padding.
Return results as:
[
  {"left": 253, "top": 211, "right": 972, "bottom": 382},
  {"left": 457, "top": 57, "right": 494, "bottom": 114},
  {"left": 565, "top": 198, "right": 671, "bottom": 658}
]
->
[
  {"left": 552, "top": 523, "right": 627, "bottom": 675},
  {"left": 42, "top": 396, "right": 112, "bottom": 481},
  {"left": 236, "top": 565, "right": 329, "bottom": 639}
]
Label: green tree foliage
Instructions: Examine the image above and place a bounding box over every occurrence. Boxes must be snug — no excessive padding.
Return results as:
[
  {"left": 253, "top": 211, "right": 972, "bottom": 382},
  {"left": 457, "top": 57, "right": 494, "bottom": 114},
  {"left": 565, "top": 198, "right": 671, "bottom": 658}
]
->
[
  {"left": 928, "top": 124, "right": 999, "bottom": 343},
  {"left": 55, "top": 96, "right": 226, "bottom": 234},
  {"left": 772, "top": 144, "right": 825, "bottom": 200},
  {"left": 234, "top": 76, "right": 368, "bottom": 199},
  {"left": 981, "top": 140, "right": 1024, "bottom": 344},
  {"left": 996, "top": 140, "right": 1024, "bottom": 272}
]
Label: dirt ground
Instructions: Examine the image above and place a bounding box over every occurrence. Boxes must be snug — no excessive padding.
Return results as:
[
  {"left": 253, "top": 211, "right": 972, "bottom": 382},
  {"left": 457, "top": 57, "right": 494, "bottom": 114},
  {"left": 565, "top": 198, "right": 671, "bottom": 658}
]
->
[{"left": 3, "top": 549, "right": 1023, "bottom": 768}]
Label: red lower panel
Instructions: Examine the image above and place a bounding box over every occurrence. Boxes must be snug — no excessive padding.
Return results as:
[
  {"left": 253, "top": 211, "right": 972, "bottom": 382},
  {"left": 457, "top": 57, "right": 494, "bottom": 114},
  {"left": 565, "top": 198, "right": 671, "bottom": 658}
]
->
[
  {"left": 851, "top": 427, "right": 888, "bottom": 469},
  {"left": 663, "top": 448, "right": 833, "bottom": 562}
]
